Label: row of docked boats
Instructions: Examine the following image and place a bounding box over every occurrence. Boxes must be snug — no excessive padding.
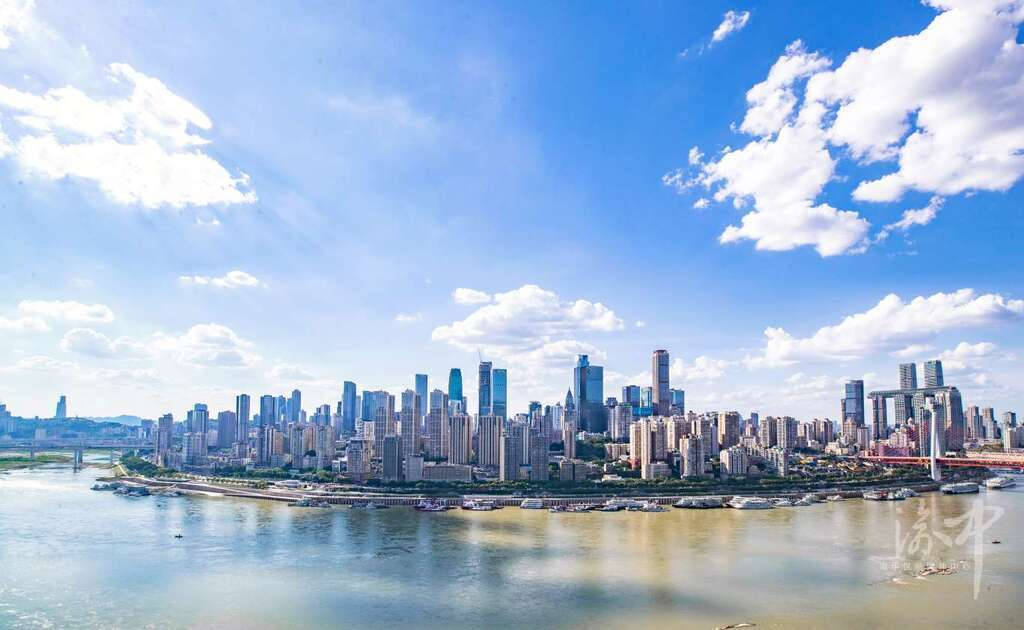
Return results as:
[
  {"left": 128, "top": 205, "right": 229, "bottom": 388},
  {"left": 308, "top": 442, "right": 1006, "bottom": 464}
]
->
[
  {"left": 544, "top": 499, "right": 668, "bottom": 513},
  {"left": 862, "top": 488, "right": 919, "bottom": 501}
]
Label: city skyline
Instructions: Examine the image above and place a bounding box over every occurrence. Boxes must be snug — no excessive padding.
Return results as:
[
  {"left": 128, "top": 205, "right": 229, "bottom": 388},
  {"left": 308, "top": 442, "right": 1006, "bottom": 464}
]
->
[{"left": 1, "top": 1, "right": 1023, "bottom": 420}]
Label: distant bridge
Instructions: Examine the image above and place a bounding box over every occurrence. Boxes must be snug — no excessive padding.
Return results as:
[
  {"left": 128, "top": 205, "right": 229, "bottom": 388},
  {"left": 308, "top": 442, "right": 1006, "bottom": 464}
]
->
[
  {"left": 864, "top": 455, "right": 1024, "bottom": 472},
  {"left": 0, "top": 440, "right": 152, "bottom": 452}
]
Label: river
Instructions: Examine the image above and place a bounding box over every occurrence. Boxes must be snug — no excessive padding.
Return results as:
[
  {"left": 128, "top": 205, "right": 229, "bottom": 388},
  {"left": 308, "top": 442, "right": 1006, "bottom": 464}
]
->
[{"left": 1, "top": 463, "right": 1022, "bottom": 628}]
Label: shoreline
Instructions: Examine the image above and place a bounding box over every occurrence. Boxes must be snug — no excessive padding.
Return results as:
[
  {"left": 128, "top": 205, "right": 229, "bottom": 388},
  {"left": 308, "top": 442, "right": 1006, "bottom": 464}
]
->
[{"left": 104, "top": 473, "right": 968, "bottom": 507}]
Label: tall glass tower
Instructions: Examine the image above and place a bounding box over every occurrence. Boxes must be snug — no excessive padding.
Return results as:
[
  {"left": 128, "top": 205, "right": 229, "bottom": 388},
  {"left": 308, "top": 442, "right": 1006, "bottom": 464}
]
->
[
  {"left": 415, "top": 374, "right": 428, "bottom": 421},
  {"left": 478, "top": 361, "right": 492, "bottom": 416},
  {"left": 573, "top": 355, "right": 606, "bottom": 432},
  {"left": 342, "top": 381, "right": 357, "bottom": 433},
  {"left": 448, "top": 369, "right": 463, "bottom": 412},
  {"left": 924, "top": 360, "right": 944, "bottom": 387},
  {"left": 492, "top": 368, "right": 507, "bottom": 419}
]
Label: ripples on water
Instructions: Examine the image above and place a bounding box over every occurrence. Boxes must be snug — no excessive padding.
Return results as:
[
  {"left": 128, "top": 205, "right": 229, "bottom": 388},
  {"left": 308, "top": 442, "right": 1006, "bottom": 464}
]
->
[{"left": 1, "top": 465, "right": 1022, "bottom": 629}]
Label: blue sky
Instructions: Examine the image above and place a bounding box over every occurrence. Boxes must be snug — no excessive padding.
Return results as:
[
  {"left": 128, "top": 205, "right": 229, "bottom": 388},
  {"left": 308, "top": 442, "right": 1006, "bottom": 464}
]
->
[{"left": 0, "top": 0, "right": 1022, "bottom": 421}]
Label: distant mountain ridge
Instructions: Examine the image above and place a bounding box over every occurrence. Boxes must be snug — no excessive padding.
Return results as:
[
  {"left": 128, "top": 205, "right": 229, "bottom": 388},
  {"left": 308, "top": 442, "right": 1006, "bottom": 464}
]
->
[{"left": 83, "top": 415, "right": 151, "bottom": 426}]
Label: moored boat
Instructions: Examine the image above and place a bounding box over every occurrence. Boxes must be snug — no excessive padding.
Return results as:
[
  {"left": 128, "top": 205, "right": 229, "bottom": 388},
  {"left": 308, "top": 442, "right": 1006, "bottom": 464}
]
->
[
  {"left": 728, "top": 497, "right": 772, "bottom": 510},
  {"left": 862, "top": 490, "right": 886, "bottom": 501},
  {"left": 941, "top": 482, "right": 980, "bottom": 494},
  {"left": 519, "top": 498, "right": 544, "bottom": 509},
  {"left": 985, "top": 476, "right": 1016, "bottom": 490}
]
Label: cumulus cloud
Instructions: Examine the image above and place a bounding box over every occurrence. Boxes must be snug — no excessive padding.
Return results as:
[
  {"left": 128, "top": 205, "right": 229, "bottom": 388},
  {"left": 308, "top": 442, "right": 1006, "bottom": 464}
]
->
[
  {"left": 711, "top": 10, "right": 751, "bottom": 43},
  {"left": 0, "top": 314, "right": 49, "bottom": 331},
  {"left": 265, "top": 363, "right": 316, "bottom": 382},
  {"left": 151, "top": 323, "right": 259, "bottom": 368},
  {"left": 2, "top": 354, "right": 77, "bottom": 373},
  {"left": 394, "top": 312, "right": 423, "bottom": 324},
  {"left": 18, "top": 299, "right": 114, "bottom": 323},
  {"left": 668, "top": 2, "right": 1024, "bottom": 256},
  {"left": 452, "top": 288, "right": 492, "bottom": 305},
  {"left": 0, "top": 0, "right": 32, "bottom": 50},
  {"left": 687, "top": 146, "right": 703, "bottom": 165},
  {"left": 432, "top": 284, "right": 624, "bottom": 403},
  {"left": 0, "top": 3, "right": 255, "bottom": 209},
  {"left": 875, "top": 196, "right": 944, "bottom": 242},
  {"left": 747, "top": 289, "right": 1024, "bottom": 367},
  {"left": 671, "top": 355, "right": 730, "bottom": 381},
  {"left": 178, "top": 270, "right": 264, "bottom": 289},
  {"left": 59, "top": 328, "right": 152, "bottom": 359}
]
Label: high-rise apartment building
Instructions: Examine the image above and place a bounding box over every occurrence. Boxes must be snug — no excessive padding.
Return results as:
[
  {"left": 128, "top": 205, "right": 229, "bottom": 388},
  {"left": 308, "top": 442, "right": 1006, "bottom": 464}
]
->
[
  {"left": 448, "top": 413, "right": 472, "bottom": 465},
  {"left": 414, "top": 374, "right": 428, "bottom": 424},
  {"left": 154, "top": 413, "right": 174, "bottom": 467},
  {"left": 288, "top": 389, "right": 302, "bottom": 423},
  {"left": 478, "top": 415, "right": 502, "bottom": 468},
  {"left": 899, "top": 363, "right": 918, "bottom": 390},
  {"left": 499, "top": 433, "right": 521, "bottom": 481},
  {"left": 652, "top": 349, "right": 670, "bottom": 417},
  {"left": 216, "top": 410, "right": 236, "bottom": 448},
  {"left": 259, "top": 394, "right": 275, "bottom": 428},
  {"left": 235, "top": 394, "right": 250, "bottom": 446},
  {"left": 681, "top": 436, "right": 704, "bottom": 478},
  {"left": 399, "top": 389, "right": 420, "bottom": 465},
  {"left": 382, "top": 434, "right": 402, "bottom": 482},
  {"left": 718, "top": 411, "right": 740, "bottom": 449}
]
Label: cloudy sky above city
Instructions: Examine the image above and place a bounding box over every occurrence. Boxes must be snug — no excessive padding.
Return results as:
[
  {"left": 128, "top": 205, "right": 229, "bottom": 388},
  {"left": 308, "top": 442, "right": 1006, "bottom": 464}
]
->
[{"left": 1, "top": 0, "right": 1022, "bottom": 420}]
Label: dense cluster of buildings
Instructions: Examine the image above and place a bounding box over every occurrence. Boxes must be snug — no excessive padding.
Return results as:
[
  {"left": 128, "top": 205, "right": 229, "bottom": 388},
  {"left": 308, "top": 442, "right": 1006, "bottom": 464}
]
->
[{"left": 3, "top": 350, "right": 1020, "bottom": 484}]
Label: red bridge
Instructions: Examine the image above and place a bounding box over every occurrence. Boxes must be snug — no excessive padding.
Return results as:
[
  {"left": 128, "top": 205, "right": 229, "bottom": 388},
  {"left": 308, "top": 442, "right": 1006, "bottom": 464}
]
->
[{"left": 863, "top": 455, "right": 1024, "bottom": 471}]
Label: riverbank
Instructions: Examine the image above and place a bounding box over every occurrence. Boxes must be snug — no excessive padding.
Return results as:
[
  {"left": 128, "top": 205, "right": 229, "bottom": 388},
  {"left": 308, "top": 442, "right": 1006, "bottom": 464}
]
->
[
  {"left": 0, "top": 453, "right": 71, "bottom": 472},
  {"left": 109, "top": 473, "right": 971, "bottom": 508}
]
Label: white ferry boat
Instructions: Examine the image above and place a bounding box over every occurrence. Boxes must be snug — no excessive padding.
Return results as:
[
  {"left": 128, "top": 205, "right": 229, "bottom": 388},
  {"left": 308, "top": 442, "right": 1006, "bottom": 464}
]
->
[
  {"left": 940, "top": 482, "right": 980, "bottom": 494},
  {"left": 771, "top": 498, "right": 793, "bottom": 507},
  {"left": 519, "top": 498, "right": 545, "bottom": 509},
  {"left": 985, "top": 477, "right": 1016, "bottom": 490},
  {"left": 640, "top": 501, "right": 667, "bottom": 512},
  {"left": 728, "top": 497, "right": 773, "bottom": 510},
  {"left": 862, "top": 490, "right": 886, "bottom": 501},
  {"left": 894, "top": 488, "right": 918, "bottom": 499},
  {"left": 462, "top": 499, "right": 497, "bottom": 511}
]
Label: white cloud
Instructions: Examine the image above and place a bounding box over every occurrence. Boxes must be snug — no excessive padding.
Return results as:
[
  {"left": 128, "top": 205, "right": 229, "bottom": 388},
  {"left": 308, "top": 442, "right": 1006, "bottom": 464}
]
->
[
  {"left": 634, "top": 320, "right": 646, "bottom": 328},
  {"left": 265, "top": 363, "right": 316, "bottom": 382},
  {"left": 711, "top": 10, "right": 751, "bottom": 43},
  {"left": 178, "top": 270, "right": 264, "bottom": 289},
  {"left": 195, "top": 217, "right": 221, "bottom": 227},
  {"left": 937, "top": 341, "right": 1001, "bottom": 371},
  {"left": 394, "top": 312, "right": 423, "bottom": 324},
  {"left": 687, "top": 146, "right": 703, "bottom": 165},
  {"left": 151, "top": 323, "right": 259, "bottom": 368},
  {"left": 747, "top": 289, "right": 1024, "bottom": 367},
  {"left": 670, "top": 2, "right": 1024, "bottom": 256},
  {"left": 692, "top": 198, "right": 710, "bottom": 210},
  {"left": 0, "top": 0, "right": 32, "bottom": 50},
  {"left": 59, "top": 327, "right": 152, "bottom": 359},
  {"left": 2, "top": 355, "right": 77, "bottom": 373},
  {"left": 890, "top": 343, "right": 934, "bottom": 359},
  {"left": 875, "top": 196, "right": 945, "bottom": 242},
  {"left": 671, "top": 355, "right": 730, "bottom": 381},
  {"left": 452, "top": 288, "right": 492, "bottom": 305},
  {"left": 0, "top": 314, "right": 49, "bottom": 331},
  {"left": 18, "top": 299, "right": 114, "bottom": 323},
  {"left": 432, "top": 284, "right": 624, "bottom": 404},
  {"left": 0, "top": 9, "right": 256, "bottom": 210}
]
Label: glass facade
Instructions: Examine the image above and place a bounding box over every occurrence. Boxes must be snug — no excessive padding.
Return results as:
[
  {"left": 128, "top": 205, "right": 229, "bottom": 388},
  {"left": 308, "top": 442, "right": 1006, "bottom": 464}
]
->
[{"left": 492, "top": 368, "right": 507, "bottom": 418}]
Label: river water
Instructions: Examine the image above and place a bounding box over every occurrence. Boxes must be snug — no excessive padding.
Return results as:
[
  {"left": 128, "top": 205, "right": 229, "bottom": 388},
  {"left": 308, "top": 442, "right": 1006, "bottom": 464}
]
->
[{"left": 1, "top": 464, "right": 1022, "bottom": 629}]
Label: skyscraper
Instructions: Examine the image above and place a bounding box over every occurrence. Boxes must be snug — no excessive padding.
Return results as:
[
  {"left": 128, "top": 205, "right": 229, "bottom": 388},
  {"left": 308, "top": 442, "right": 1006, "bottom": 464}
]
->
[
  {"left": 342, "top": 381, "right": 357, "bottom": 434},
  {"left": 841, "top": 380, "right": 865, "bottom": 439},
  {"left": 924, "top": 360, "right": 944, "bottom": 387},
  {"left": 259, "top": 394, "right": 275, "bottom": 428},
  {"left": 216, "top": 410, "right": 237, "bottom": 448},
  {"left": 414, "top": 373, "right": 428, "bottom": 425},
  {"left": 573, "top": 355, "right": 606, "bottom": 433},
  {"left": 426, "top": 389, "right": 449, "bottom": 458},
  {"left": 899, "top": 363, "right": 918, "bottom": 390},
  {"left": 382, "top": 434, "right": 402, "bottom": 482},
  {"left": 235, "top": 394, "right": 250, "bottom": 445},
  {"left": 492, "top": 368, "right": 507, "bottom": 419},
  {"left": 288, "top": 389, "right": 302, "bottom": 423},
  {"left": 448, "top": 368, "right": 463, "bottom": 412},
  {"left": 669, "top": 388, "right": 685, "bottom": 415},
  {"left": 718, "top": 411, "right": 740, "bottom": 449},
  {"left": 499, "top": 433, "right": 521, "bottom": 481},
  {"left": 154, "top": 413, "right": 174, "bottom": 467},
  {"left": 55, "top": 395, "right": 67, "bottom": 419},
  {"left": 478, "top": 361, "right": 492, "bottom": 416},
  {"left": 652, "top": 349, "right": 670, "bottom": 416},
  {"left": 399, "top": 389, "right": 420, "bottom": 466},
  {"left": 448, "top": 412, "right": 472, "bottom": 465},
  {"left": 478, "top": 415, "right": 502, "bottom": 468}
]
